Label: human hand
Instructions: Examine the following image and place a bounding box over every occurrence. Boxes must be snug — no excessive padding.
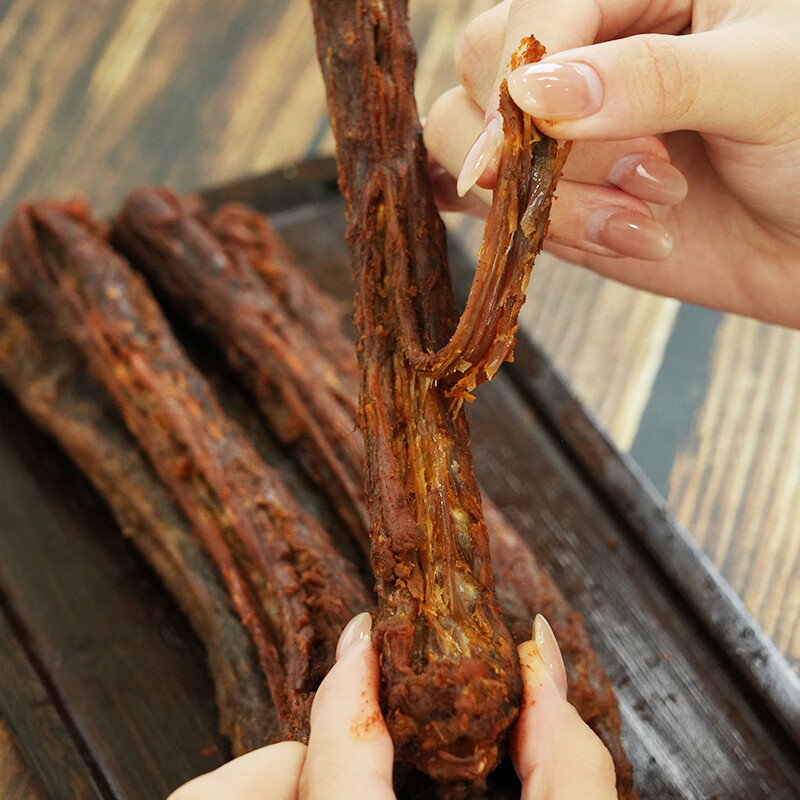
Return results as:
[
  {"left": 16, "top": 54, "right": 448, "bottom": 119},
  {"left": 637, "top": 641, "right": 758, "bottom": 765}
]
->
[
  {"left": 167, "top": 612, "right": 616, "bottom": 799},
  {"left": 167, "top": 611, "right": 394, "bottom": 800},
  {"left": 424, "top": 0, "right": 800, "bottom": 328}
]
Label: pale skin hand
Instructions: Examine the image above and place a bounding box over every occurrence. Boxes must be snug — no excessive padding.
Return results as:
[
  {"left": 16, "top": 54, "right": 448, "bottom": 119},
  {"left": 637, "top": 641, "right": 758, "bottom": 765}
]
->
[
  {"left": 423, "top": 0, "right": 800, "bottom": 329},
  {"left": 167, "top": 613, "right": 616, "bottom": 800}
]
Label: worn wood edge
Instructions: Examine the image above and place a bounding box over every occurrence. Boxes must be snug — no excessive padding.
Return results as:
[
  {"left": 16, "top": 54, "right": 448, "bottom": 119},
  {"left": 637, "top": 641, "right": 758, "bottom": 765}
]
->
[
  {"left": 500, "top": 308, "right": 800, "bottom": 748},
  {"left": 198, "top": 156, "right": 800, "bottom": 750},
  {"left": 198, "top": 158, "right": 339, "bottom": 216},
  {"left": 0, "top": 603, "right": 106, "bottom": 800}
]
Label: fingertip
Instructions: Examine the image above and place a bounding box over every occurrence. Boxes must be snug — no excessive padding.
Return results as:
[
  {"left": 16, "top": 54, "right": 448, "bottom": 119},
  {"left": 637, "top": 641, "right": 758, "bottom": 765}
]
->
[
  {"left": 429, "top": 159, "right": 491, "bottom": 217},
  {"left": 608, "top": 154, "right": 688, "bottom": 206},
  {"left": 546, "top": 180, "right": 672, "bottom": 261},
  {"left": 168, "top": 741, "right": 308, "bottom": 800},
  {"left": 303, "top": 618, "right": 394, "bottom": 800},
  {"left": 587, "top": 208, "right": 674, "bottom": 261},
  {"left": 335, "top": 611, "right": 372, "bottom": 661},
  {"left": 507, "top": 61, "right": 604, "bottom": 122},
  {"left": 512, "top": 640, "right": 617, "bottom": 799}
]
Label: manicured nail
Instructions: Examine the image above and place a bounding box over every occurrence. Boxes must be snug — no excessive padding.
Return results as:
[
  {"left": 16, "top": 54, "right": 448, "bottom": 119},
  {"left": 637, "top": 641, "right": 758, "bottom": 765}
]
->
[
  {"left": 429, "top": 163, "right": 490, "bottom": 217},
  {"left": 588, "top": 208, "right": 673, "bottom": 261},
  {"left": 533, "top": 614, "right": 568, "bottom": 699},
  {"left": 336, "top": 612, "right": 372, "bottom": 661},
  {"left": 456, "top": 116, "right": 503, "bottom": 198},
  {"left": 609, "top": 154, "right": 688, "bottom": 205},
  {"left": 508, "top": 62, "right": 603, "bottom": 120}
]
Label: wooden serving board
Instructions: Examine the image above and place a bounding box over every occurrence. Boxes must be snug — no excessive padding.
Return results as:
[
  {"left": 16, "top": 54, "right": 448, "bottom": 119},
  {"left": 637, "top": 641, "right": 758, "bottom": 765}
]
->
[{"left": 1, "top": 158, "right": 799, "bottom": 799}]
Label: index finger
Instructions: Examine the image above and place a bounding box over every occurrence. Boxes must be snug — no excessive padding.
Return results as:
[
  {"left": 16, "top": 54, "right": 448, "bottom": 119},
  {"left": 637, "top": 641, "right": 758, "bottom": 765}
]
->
[{"left": 459, "top": 0, "right": 691, "bottom": 112}]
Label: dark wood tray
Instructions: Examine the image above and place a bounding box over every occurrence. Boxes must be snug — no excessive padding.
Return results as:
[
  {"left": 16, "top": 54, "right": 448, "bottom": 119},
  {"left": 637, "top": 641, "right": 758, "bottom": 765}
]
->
[{"left": 1, "top": 158, "right": 799, "bottom": 799}]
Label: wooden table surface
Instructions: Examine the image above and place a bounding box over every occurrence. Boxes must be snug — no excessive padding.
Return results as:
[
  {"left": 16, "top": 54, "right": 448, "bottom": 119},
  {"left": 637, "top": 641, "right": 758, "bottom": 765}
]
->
[{"left": 1, "top": 0, "right": 798, "bottom": 796}]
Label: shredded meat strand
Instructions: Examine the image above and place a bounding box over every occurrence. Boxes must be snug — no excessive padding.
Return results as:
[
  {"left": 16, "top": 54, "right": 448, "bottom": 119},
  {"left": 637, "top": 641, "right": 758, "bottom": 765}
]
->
[{"left": 1, "top": 201, "right": 370, "bottom": 742}]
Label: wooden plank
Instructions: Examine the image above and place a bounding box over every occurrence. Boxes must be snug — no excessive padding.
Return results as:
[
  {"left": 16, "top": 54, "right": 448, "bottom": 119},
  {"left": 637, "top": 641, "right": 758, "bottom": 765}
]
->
[
  {"left": 669, "top": 316, "right": 800, "bottom": 666},
  {"left": 0, "top": 717, "right": 44, "bottom": 800},
  {"left": 0, "top": 609, "right": 100, "bottom": 800}
]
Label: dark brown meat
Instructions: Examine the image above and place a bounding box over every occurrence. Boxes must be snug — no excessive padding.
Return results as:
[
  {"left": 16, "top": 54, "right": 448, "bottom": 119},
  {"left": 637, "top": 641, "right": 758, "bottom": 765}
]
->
[
  {"left": 309, "top": 0, "right": 522, "bottom": 783},
  {"left": 112, "top": 188, "right": 635, "bottom": 797},
  {"left": 0, "top": 200, "right": 371, "bottom": 742},
  {"left": 112, "top": 189, "right": 368, "bottom": 547},
  {"left": 0, "top": 264, "right": 276, "bottom": 755},
  {"left": 396, "top": 40, "right": 570, "bottom": 407}
]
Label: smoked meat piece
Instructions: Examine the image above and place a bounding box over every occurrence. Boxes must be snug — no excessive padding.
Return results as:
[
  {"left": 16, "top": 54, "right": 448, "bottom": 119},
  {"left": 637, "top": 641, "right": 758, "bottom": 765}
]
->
[
  {"left": 396, "top": 40, "right": 570, "bottom": 407},
  {"left": 113, "top": 191, "right": 634, "bottom": 797},
  {"left": 1, "top": 200, "right": 371, "bottom": 742},
  {"left": 0, "top": 264, "right": 276, "bottom": 755},
  {"left": 112, "top": 189, "right": 368, "bottom": 546},
  {"left": 310, "top": 0, "right": 522, "bottom": 782}
]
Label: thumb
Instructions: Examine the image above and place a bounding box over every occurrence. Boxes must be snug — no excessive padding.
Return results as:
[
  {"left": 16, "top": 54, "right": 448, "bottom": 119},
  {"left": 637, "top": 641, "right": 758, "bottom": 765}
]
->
[{"left": 507, "top": 23, "right": 798, "bottom": 144}]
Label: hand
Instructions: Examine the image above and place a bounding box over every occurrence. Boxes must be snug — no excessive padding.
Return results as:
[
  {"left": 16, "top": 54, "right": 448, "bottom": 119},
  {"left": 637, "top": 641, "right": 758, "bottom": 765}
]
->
[
  {"left": 167, "top": 613, "right": 616, "bottom": 799},
  {"left": 423, "top": 0, "right": 800, "bottom": 328}
]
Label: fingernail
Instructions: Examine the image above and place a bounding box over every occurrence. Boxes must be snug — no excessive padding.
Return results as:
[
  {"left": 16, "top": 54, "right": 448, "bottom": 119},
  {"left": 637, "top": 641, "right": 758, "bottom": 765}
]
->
[
  {"left": 456, "top": 116, "right": 503, "bottom": 198},
  {"left": 508, "top": 62, "right": 603, "bottom": 120},
  {"left": 533, "top": 614, "right": 568, "bottom": 699},
  {"left": 336, "top": 612, "right": 372, "bottom": 661},
  {"left": 609, "top": 154, "right": 688, "bottom": 205},
  {"left": 588, "top": 208, "right": 673, "bottom": 260},
  {"left": 430, "top": 164, "right": 490, "bottom": 217}
]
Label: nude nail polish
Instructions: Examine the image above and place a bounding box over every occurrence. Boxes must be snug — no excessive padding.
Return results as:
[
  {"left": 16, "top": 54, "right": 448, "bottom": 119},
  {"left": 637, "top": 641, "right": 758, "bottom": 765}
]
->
[
  {"left": 336, "top": 612, "right": 372, "bottom": 661},
  {"left": 533, "top": 614, "right": 568, "bottom": 699},
  {"left": 609, "top": 154, "right": 688, "bottom": 205},
  {"left": 587, "top": 208, "right": 673, "bottom": 261},
  {"left": 507, "top": 62, "right": 603, "bottom": 120},
  {"left": 456, "top": 116, "right": 503, "bottom": 197},
  {"left": 429, "top": 163, "right": 491, "bottom": 217}
]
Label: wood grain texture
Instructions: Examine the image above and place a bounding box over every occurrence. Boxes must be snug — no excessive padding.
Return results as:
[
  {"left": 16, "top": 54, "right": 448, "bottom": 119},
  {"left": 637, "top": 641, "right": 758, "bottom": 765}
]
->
[
  {"left": 0, "top": 0, "right": 797, "bottom": 788},
  {"left": 669, "top": 317, "right": 800, "bottom": 665},
  {"left": 0, "top": 721, "right": 44, "bottom": 800},
  {"left": 0, "top": 602, "right": 104, "bottom": 800}
]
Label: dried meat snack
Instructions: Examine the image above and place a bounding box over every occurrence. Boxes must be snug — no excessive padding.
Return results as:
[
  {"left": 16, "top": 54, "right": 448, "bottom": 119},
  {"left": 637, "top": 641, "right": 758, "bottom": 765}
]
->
[
  {"left": 113, "top": 189, "right": 634, "bottom": 795},
  {"left": 0, "top": 265, "right": 276, "bottom": 755},
  {"left": 309, "top": 0, "right": 523, "bottom": 782},
  {"left": 397, "top": 40, "right": 570, "bottom": 407},
  {"left": 1, "top": 200, "right": 371, "bottom": 742},
  {"left": 112, "top": 189, "right": 368, "bottom": 545}
]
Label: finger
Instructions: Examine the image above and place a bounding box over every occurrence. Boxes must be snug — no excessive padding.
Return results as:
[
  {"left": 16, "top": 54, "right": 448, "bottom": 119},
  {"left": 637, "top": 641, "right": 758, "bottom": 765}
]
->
[
  {"left": 167, "top": 741, "right": 307, "bottom": 800},
  {"left": 453, "top": 0, "right": 508, "bottom": 109},
  {"left": 453, "top": 0, "right": 601, "bottom": 122},
  {"left": 299, "top": 613, "right": 395, "bottom": 800},
  {"left": 505, "top": 0, "right": 691, "bottom": 57},
  {"left": 512, "top": 616, "right": 617, "bottom": 800},
  {"left": 509, "top": 22, "right": 800, "bottom": 143},
  {"left": 425, "top": 87, "right": 686, "bottom": 206},
  {"left": 548, "top": 180, "right": 673, "bottom": 261},
  {"left": 455, "top": 0, "right": 691, "bottom": 113},
  {"left": 429, "top": 162, "right": 490, "bottom": 217},
  {"left": 424, "top": 86, "right": 496, "bottom": 196}
]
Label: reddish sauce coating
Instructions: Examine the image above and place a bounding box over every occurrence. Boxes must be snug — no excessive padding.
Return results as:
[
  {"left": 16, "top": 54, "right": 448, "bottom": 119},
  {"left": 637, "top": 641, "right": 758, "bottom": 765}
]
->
[
  {"left": 1, "top": 201, "right": 370, "bottom": 743},
  {"left": 0, "top": 264, "right": 277, "bottom": 755},
  {"left": 112, "top": 188, "right": 634, "bottom": 796}
]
